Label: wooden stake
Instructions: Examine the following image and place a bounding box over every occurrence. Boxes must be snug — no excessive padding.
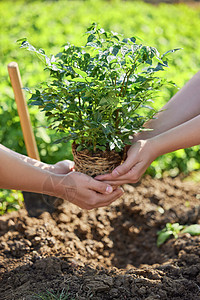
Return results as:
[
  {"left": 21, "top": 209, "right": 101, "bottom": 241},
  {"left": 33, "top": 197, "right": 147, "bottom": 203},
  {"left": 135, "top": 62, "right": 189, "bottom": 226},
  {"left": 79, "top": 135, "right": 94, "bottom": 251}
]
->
[{"left": 7, "top": 62, "right": 40, "bottom": 161}]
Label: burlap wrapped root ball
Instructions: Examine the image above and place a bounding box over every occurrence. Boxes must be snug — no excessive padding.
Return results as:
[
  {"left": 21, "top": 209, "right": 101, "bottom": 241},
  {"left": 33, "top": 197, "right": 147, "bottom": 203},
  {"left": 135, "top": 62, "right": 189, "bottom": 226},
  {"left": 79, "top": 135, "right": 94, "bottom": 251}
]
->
[{"left": 72, "top": 143, "right": 126, "bottom": 177}]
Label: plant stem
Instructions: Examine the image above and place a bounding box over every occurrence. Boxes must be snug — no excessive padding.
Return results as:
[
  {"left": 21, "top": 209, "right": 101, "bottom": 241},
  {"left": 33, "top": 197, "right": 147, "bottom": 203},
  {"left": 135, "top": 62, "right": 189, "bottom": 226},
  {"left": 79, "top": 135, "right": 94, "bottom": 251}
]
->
[
  {"left": 123, "top": 71, "right": 132, "bottom": 97},
  {"left": 119, "top": 72, "right": 128, "bottom": 96},
  {"left": 115, "top": 108, "right": 120, "bottom": 131},
  {"left": 78, "top": 93, "right": 82, "bottom": 120}
]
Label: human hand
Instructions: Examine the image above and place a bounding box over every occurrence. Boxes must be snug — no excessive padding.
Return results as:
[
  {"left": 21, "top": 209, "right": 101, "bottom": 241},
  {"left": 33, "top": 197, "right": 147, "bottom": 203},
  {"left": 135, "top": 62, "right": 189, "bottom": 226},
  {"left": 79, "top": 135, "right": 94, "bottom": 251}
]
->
[
  {"left": 95, "top": 140, "right": 156, "bottom": 185},
  {"left": 46, "top": 171, "right": 124, "bottom": 210},
  {"left": 48, "top": 160, "right": 75, "bottom": 175}
]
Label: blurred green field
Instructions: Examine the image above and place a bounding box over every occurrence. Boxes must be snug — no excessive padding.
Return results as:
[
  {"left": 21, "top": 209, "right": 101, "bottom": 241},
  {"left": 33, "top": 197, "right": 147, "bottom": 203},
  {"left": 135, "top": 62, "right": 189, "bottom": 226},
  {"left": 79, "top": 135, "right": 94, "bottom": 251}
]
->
[{"left": 0, "top": 0, "right": 200, "bottom": 214}]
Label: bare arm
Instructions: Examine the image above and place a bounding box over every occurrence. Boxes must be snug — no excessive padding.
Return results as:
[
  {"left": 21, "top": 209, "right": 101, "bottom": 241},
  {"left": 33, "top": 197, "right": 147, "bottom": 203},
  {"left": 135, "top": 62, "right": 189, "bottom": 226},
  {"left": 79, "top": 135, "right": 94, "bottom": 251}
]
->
[
  {"left": 0, "top": 144, "right": 53, "bottom": 192},
  {"left": 134, "top": 71, "right": 200, "bottom": 141},
  {"left": 0, "top": 144, "right": 123, "bottom": 209},
  {"left": 0, "top": 144, "right": 74, "bottom": 174},
  {"left": 151, "top": 114, "right": 200, "bottom": 156}
]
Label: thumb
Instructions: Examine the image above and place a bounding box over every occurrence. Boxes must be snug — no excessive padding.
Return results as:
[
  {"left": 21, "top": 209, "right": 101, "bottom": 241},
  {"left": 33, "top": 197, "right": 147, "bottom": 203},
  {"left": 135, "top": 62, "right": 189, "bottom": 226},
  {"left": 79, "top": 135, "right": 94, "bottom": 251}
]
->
[
  {"left": 112, "top": 156, "right": 133, "bottom": 177},
  {"left": 89, "top": 178, "right": 113, "bottom": 194}
]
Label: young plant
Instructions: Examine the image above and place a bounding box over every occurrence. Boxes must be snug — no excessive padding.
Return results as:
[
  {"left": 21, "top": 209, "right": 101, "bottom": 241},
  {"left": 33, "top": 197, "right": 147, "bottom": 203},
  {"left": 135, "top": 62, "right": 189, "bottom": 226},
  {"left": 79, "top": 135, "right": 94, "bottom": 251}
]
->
[
  {"left": 33, "top": 288, "right": 74, "bottom": 300},
  {"left": 157, "top": 223, "right": 200, "bottom": 247},
  {"left": 19, "top": 23, "right": 179, "bottom": 153},
  {"left": 18, "top": 23, "right": 179, "bottom": 175}
]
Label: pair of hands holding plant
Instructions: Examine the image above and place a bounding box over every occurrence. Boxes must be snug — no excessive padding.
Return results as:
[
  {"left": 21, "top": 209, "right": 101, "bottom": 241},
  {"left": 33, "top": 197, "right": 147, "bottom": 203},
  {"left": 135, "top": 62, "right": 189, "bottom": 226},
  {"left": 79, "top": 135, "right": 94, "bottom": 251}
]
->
[
  {"left": 52, "top": 106, "right": 200, "bottom": 208},
  {"left": 46, "top": 70, "right": 200, "bottom": 207},
  {"left": 55, "top": 68, "right": 200, "bottom": 206}
]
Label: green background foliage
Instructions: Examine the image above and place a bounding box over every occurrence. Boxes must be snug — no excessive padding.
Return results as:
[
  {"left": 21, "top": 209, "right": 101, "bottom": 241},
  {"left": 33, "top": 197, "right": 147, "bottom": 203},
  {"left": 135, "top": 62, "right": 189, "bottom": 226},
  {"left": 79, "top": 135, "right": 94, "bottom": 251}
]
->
[{"left": 0, "top": 0, "right": 200, "bottom": 212}]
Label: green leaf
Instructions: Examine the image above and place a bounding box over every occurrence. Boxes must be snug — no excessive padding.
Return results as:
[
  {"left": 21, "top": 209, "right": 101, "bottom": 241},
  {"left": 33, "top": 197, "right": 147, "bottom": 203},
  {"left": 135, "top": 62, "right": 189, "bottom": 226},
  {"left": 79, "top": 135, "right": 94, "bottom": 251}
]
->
[
  {"left": 96, "top": 145, "right": 106, "bottom": 151},
  {"left": 87, "top": 34, "right": 95, "bottom": 43},
  {"left": 182, "top": 224, "right": 200, "bottom": 235},
  {"left": 157, "top": 231, "right": 172, "bottom": 247},
  {"left": 85, "top": 77, "right": 93, "bottom": 83},
  {"left": 130, "top": 37, "right": 136, "bottom": 43},
  {"left": 53, "top": 136, "right": 72, "bottom": 144},
  {"left": 31, "top": 100, "right": 43, "bottom": 106},
  {"left": 73, "top": 67, "right": 88, "bottom": 78},
  {"left": 76, "top": 145, "right": 83, "bottom": 151},
  {"left": 16, "top": 37, "right": 27, "bottom": 43},
  {"left": 43, "top": 103, "right": 57, "bottom": 111},
  {"left": 107, "top": 55, "right": 117, "bottom": 64},
  {"left": 157, "top": 222, "right": 184, "bottom": 247},
  {"left": 161, "top": 48, "right": 182, "bottom": 59},
  {"left": 71, "top": 77, "right": 87, "bottom": 83},
  {"left": 111, "top": 45, "right": 120, "bottom": 56},
  {"left": 23, "top": 87, "right": 32, "bottom": 93}
]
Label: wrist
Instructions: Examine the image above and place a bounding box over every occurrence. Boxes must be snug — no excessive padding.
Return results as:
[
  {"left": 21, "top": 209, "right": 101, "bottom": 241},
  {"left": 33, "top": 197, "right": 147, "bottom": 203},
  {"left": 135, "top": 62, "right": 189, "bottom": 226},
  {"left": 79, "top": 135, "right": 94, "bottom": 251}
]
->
[
  {"left": 41, "top": 172, "right": 60, "bottom": 197},
  {"left": 132, "top": 129, "right": 155, "bottom": 143},
  {"left": 144, "top": 138, "right": 160, "bottom": 162},
  {"left": 49, "top": 173, "right": 76, "bottom": 201},
  {"left": 148, "top": 133, "right": 169, "bottom": 159}
]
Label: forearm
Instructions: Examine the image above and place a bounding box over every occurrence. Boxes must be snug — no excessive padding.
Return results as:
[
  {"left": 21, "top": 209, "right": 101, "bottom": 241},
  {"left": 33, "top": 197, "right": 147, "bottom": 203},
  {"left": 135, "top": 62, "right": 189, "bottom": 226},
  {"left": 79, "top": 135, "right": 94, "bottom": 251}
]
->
[
  {"left": 0, "top": 145, "right": 55, "bottom": 193},
  {"left": 0, "top": 144, "right": 49, "bottom": 169},
  {"left": 135, "top": 71, "right": 200, "bottom": 140},
  {"left": 150, "top": 115, "right": 200, "bottom": 158}
]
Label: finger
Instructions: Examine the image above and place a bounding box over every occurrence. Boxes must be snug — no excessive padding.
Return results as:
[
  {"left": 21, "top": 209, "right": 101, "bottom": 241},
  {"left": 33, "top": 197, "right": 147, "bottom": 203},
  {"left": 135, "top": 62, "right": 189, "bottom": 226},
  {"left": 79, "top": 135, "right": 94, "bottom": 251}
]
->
[
  {"left": 96, "top": 173, "right": 133, "bottom": 185},
  {"left": 112, "top": 185, "right": 119, "bottom": 190},
  {"left": 89, "top": 178, "right": 114, "bottom": 194},
  {"left": 102, "top": 179, "right": 137, "bottom": 185},
  {"left": 67, "top": 160, "right": 75, "bottom": 170},
  {"left": 101, "top": 165, "right": 143, "bottom": 185},
  {"left": 95, "top": 179, "right": 122, "bottom": 186},
  {"left": 75, "top": 189, "right": 123, "bottom": 210},
  {"left": 95, "top": 173, "right": 114, "bottom": 181},
  {"left": 79, "top": 187, "right": 124, "bottom": 210},
  {"left": 95, "top": 159, "right": 136, "bottom": 181},
  {"left": 111, "top": 156, "right": 135, "bottom": 178},
  {"left": 95, "top": 187, "right": 124, "bottom": 207}
]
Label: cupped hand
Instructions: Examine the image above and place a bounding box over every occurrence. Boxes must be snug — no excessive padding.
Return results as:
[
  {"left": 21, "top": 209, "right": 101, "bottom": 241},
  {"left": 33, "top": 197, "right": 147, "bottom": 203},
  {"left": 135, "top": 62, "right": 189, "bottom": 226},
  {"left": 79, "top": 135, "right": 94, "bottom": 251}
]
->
[
  {"left": 53, "top": 171, "right": 124, "bottom": 210},
  {"left": 95, "top": 139, "right": 156, "bottom": 185}
]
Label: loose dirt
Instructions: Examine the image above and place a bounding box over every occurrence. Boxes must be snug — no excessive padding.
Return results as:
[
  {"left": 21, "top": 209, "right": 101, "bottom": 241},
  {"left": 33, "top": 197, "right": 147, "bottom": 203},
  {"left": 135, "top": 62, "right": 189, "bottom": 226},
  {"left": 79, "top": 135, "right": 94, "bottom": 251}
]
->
[{"left": 0, "top": 176, "right": 200, "bottom": 300}]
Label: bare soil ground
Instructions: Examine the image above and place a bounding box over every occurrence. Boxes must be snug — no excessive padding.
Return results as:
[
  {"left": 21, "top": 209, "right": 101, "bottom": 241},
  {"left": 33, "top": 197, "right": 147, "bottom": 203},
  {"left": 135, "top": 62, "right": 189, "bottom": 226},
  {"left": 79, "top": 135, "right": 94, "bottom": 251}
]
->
[{"left": 0, "top": 176, "right": 200, "bottom": 300}]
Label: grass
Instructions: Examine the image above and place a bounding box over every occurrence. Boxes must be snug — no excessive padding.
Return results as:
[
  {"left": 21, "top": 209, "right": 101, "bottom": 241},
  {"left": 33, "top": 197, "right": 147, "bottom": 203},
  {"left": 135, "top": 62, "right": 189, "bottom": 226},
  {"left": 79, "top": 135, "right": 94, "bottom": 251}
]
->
[{"left": 33, "top": 288, "right": 75, "bottom": 300}]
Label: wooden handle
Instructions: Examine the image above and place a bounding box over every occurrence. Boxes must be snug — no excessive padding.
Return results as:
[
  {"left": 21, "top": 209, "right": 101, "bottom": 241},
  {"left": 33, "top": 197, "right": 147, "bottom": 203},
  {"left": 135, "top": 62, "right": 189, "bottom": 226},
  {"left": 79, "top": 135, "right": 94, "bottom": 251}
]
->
[{"left": 8, "top": 62, "right": 40, "bottom": 161}]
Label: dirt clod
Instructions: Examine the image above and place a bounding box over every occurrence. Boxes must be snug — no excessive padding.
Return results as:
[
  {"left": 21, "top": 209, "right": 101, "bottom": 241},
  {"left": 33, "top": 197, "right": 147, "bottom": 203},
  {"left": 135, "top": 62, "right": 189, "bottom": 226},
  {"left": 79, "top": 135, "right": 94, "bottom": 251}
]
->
[{"left": 0, "top": 176, "right": 200, "bottom": 299}]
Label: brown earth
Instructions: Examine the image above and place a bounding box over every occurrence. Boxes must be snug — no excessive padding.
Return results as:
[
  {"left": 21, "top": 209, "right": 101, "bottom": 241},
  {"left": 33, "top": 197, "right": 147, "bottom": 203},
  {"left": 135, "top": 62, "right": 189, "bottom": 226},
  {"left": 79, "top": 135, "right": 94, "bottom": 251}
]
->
[{"left": 0, "top": 175, "right": 200, "bottom": 300}]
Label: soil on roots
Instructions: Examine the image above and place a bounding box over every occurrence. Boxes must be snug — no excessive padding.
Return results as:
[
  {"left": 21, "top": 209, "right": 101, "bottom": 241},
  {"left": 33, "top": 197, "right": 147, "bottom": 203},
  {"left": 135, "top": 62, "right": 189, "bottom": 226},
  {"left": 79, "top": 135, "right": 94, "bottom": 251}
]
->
[{"left": 0, "top": 176, "right": 200, "bottom": 300}]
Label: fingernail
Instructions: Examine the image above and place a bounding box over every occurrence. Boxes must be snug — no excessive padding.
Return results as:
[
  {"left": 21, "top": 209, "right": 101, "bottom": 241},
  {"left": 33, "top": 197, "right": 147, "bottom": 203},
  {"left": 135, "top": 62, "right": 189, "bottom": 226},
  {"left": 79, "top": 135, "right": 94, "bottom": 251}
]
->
[
  {"left": 112, "top": 169, "right": 120, "bottom": 177},
  {"left": 106, "top": 185, "right": 113, "bottom": 194}
]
